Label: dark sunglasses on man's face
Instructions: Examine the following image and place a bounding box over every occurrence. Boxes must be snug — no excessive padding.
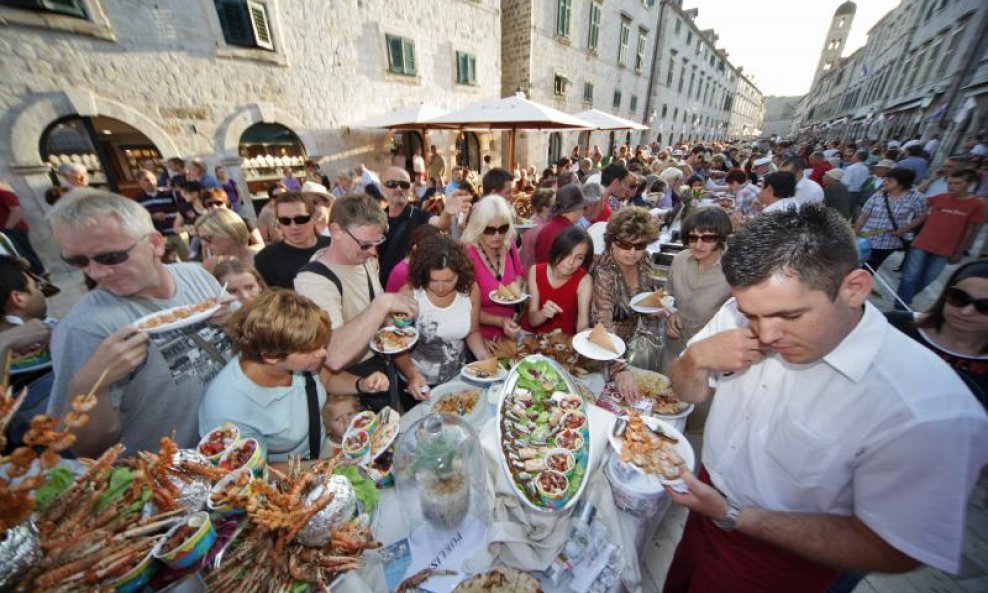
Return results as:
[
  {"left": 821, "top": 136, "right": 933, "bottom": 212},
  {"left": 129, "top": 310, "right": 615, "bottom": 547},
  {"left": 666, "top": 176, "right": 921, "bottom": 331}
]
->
[
  {"left": 483, "top": 224, "right": 511, "bottom": 236},
  {"left": 384, "top": 180, "right": 411, "bottom": 190},
  {"left": 62, "top": 235, "right": 147, "bottom": 267},
  {"left": 687, "top": 233, "right": 719, "bottom": 244},
  {"left": 277, "top": 215, "right": 312, "bottom": 226},
  {"left": 945, "top": 287, "right": 988, "bottom": 314}
]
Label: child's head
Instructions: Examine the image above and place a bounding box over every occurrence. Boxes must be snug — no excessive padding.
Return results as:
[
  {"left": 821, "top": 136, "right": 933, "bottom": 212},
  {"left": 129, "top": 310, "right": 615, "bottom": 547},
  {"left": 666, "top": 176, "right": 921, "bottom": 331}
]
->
[
  {"left": 213, "top": 257, "right": 265, "bottom": 305},
  {"left": 323, "top": 394, "right": 360, "bottom": 443}
]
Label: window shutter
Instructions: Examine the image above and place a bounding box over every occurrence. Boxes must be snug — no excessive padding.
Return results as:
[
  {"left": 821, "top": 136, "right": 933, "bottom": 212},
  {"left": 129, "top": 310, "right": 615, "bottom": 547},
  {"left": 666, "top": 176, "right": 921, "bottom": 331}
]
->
[
  {"left": 247, "top": 0, "right": 273, "bottom": 50},
  {"left": 403, "top": 39, "right": 416, "bottom": 75},
  {"left": 386, "top": 34, "right": 403, "bottom": 72},
  {"left": 468, "top": 55, "right": 476, "bottom": 84},
  {"left": 215, "top": 0, "right": 254, "bottom": 48},
  {"left": 3, "top": 0, "right": 87, "bottom": 18}
]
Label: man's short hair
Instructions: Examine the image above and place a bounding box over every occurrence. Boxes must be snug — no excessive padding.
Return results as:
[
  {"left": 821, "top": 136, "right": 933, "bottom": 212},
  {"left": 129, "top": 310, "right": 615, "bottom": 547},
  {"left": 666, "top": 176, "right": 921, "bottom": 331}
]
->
[
  {"left": 57, "top": 163, "right": 86, "bottom": 178},
  {"left": 482, "top": 167, "right": 514, "bottom": 196},
  {"left": 0, "top": 255, "right": 30, "bottom": 316},
  {"left": 330, "top": 193, "right": 386, "bottom": 229},
  {"left": 885, "top": 167, "right": 916, "bottom": 189},
  {"left": 601, "top": 163, "right": 629, "bottom": 187},
  {"left": 782, "top": 157, "right": 806, "bottom": 172},
  {"left": 950, "top": 168, "right": 979, "bottom": 185},
  {"left": 855, "top": 150, "right": 869, "bottom": 162},
  {"left": 189, "top": 160, "right": 207, "bottom": 174},
  {"left": 725, "top": 168, "right": 748, "bottom": 185},
  {"left": 273, "top": 191, "right": 314, "bottom": 215},
  {"left": 48, "top": 190, "right": 154, "bottom": 239},
  {"left": 723, "top": 204, "right": 858, "bottom": 300},
  {"left": 762, "top": 171, "right": 796, "bottom": 199}
]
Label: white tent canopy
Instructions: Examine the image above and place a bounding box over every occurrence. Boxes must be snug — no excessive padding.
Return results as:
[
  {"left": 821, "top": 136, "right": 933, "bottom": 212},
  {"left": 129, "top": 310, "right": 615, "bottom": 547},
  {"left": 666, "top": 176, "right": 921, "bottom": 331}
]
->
[{"left": 572, "top": 108, "right": 648, "bottom": 131}]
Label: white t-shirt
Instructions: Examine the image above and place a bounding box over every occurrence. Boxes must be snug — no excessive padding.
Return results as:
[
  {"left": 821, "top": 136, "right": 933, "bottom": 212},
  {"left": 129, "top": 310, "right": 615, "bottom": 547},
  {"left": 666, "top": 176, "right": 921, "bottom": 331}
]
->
[
  {"left": 761, "top": 197, "right": 800, "bottom": 213},
  {"left": 413, "top": 155, "right": 426, "bottom": 174},
  {"left": 689, "top": 300, "right": 988, "bottom": 573},
  {"left": 410, "top": 288, "right": 472, "bottom": 385},
  {"left": 794, "top": 177, "right": 824, "bottom": 205}
]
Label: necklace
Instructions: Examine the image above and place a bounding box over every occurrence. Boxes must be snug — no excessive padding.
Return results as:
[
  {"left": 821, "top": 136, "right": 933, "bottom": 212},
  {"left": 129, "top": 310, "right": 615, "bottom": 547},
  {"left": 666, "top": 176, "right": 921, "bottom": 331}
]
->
[{"left": 479, "top": 245, "right": 502, "bottom": 281}]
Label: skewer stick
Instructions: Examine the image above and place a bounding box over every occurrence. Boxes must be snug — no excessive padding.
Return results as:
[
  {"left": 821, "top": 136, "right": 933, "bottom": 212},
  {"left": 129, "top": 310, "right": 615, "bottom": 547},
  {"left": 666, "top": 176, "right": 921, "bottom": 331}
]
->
[
  {"left": 88, "top": 367, "right": 111, "bottom": 400},
  {"left": 0, "top": 348, "right": 14, "bottom": 394}
]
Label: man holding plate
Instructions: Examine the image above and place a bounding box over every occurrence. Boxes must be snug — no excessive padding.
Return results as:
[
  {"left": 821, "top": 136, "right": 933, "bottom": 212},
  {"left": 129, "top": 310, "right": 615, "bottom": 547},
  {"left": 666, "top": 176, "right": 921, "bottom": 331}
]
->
[{"left": 664, "top": 204, "right": 988, "bottom": 593}]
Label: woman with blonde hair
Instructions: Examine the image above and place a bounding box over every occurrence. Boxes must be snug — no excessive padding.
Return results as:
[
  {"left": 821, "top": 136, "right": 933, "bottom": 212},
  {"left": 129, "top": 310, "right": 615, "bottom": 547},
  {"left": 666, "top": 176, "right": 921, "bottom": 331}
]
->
[
  {"left": 195, "top": 208, "right": 259, "bottom": 273},
  {"left": 462, "top": 195, "right": 523, "bottom": 338}
]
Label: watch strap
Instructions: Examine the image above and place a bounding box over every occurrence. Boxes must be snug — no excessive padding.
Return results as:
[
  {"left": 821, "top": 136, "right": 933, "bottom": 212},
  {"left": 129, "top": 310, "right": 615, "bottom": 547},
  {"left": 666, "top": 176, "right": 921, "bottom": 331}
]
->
[{"left": 713, "top": 498, "right": 742, "bottom": 531}]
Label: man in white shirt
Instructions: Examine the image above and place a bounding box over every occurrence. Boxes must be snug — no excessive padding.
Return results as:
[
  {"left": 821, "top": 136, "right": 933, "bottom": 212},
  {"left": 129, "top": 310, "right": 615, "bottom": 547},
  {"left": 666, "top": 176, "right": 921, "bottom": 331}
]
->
[
  {"left": 758, "top": 171, "right": 799, "bottom": 214},
  {"left": 663, "top": 204, "right": 988, "bottom": 593},
  {"left": 842, "top": 150, "right": 871, "bottom": 213},
  {"left": 411, "top": 147, "right": 426, "bottom": 181},
  {"left": 780, "top": 157, "right": 824, "bottom": 205}
]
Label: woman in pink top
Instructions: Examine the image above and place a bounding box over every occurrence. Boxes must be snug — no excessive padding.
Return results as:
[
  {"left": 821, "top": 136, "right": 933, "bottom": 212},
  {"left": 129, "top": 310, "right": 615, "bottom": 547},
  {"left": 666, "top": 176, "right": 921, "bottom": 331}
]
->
[
  {"left": 462, "top": 195, "right": 524, "bottom": 339},
  {"left": 384, "top": 225, "right": 439, "bottom": 292}
]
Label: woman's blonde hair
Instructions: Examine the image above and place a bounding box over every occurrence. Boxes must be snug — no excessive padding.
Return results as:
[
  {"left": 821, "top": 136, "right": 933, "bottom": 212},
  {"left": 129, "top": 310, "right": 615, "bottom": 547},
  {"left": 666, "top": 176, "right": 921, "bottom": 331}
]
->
[
  {"left": 196, "top": 208, "right": 249, "bottom": 247},
  {"left": 604, "top": 206, "right": 659, "bottom": 249},
  {"left": 460, "top": 194, "right": 516, "bottom": 246},
  {"left": 226, "top": 289, "right": 330, "bottom": 362}
]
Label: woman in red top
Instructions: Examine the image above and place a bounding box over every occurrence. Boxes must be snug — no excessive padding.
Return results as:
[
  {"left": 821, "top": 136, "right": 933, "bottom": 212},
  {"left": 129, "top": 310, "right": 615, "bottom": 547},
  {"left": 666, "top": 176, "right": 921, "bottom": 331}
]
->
[{"left": 523, "top": 226, "right": 593, "bottom": 335}]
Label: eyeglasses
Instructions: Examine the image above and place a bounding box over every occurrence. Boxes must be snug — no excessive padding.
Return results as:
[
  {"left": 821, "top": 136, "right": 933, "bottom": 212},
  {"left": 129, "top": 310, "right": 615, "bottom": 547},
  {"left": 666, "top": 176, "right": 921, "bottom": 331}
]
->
[
  {"left": 482, "top": 224, "right": 511, "bottom": 236},
  {"left": 945, "top": 287, "right": 988, "bottom": 314},
  {"left": 687, "top": 233, "right": 720, "bottom": 244},
  {"left": 384, "top": 180, "right": 411, "bottom": 190},
  {"left": 203, "top": 200, "right": 225, "bottom": 208},
  {"left": 343, "top": 226, "right": 386, "bottom": 251},
  {"left": 62, "top": 234, "right": 148, "bottom": 267},
  {"left": 277, "top": 215, "right": 312, "bottom": 226},
  {"left": 613, "top": 239, "right": 649, "bottom": 252}
]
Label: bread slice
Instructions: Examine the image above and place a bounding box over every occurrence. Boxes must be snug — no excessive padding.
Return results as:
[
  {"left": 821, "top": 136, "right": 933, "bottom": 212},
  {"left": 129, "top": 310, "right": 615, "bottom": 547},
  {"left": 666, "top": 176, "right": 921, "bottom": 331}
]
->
[
  {"left": 638, "top": 288, "right": 667, "bottom": 308},
  {"left": 588, "top": 322, "right": 618, "bottom": 353},
  {"left": 495, "top": 284, "right": 515, "bottom": 300},
  {"left": 506, "top": 281, "right": 522, "bottom": 299},
  {"left": 472, "top": 357, "right": 500, "bottom": 375}
]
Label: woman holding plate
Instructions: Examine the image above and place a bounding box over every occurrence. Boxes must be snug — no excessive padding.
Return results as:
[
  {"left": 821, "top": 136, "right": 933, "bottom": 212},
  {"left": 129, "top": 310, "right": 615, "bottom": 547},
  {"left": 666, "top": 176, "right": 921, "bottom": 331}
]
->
[
  {"left": 523, "top": 226, "right": 593, "bottom": 335},
  {"left": 463, "top": 195, "right": 524, "bottom": 339},
  {"left": 660, "top": 208, "right": 732, "bottom": 431},
  {"left": 591, "top": 207, "right": 660, "bottom": 401},
  {"left": 396, "top": 234, "right": 490, "bottom": 388}
]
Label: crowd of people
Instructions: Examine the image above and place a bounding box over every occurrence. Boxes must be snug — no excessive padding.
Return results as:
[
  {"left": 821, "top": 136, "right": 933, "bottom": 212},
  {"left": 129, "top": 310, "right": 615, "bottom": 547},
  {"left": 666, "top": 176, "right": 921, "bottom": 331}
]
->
[{"left": 1, "top": 132, "right": 987, "bottom": 593}]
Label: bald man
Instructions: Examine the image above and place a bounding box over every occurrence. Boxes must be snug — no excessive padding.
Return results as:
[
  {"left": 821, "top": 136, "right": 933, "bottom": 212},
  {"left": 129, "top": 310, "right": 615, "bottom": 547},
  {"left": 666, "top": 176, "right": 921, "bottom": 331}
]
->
[{"left": 377, "top": 166, "right": 456, "bottom": 283}]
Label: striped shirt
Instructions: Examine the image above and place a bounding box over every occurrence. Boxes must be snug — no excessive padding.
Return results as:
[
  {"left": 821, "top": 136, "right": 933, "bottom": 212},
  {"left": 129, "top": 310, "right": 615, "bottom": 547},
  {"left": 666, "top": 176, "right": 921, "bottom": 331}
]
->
[{"left": 135, "top": 189, "right": 179, "bottom": 236}]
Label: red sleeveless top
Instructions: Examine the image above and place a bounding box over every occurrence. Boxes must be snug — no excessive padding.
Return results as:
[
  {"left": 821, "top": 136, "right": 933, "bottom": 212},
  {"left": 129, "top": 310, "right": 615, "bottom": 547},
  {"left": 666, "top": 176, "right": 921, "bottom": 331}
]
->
[{"left": 523, "top": 263, "right": 586, "bottom": 335}]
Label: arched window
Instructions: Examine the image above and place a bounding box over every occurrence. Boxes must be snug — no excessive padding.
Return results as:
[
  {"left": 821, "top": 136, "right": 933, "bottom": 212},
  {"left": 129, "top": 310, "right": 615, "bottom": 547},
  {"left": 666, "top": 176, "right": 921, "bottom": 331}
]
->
[
  {"left": 547, "top": 132, "right": 562, "bottom": 166},
  {"left": 239, "top": 122, "right": 306, "bottom": 198}
]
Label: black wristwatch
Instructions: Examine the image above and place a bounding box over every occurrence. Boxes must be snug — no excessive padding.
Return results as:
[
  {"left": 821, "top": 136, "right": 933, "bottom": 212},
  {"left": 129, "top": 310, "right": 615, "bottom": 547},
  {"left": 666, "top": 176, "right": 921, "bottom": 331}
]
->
[{"left": 713, "top": 497, "right": 742, "bottom": 531}]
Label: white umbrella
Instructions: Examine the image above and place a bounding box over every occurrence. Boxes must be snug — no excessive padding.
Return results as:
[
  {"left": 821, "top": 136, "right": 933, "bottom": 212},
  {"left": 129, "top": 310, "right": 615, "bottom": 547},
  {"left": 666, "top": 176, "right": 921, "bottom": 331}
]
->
[
  {"left": 572, "top": 109, "right": 648, "bottom": 131},
  {"left": 351, "top": 103, "right": 456, "bottom": 130},
  {"left": 427, "top": 93, "right": 594, "bottom": 165}
]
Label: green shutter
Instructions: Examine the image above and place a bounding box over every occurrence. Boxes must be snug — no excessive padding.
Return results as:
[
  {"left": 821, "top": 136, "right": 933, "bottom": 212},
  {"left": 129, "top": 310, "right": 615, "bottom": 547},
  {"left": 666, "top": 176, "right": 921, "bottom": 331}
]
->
[
  {"left": 3, "top": 0, "right": 87, "bottom": 18},
  {"left": 215, "top": 0, "right": 254, "bottom": 48},
  {"left": 403, "top": 38, "right": 416, "bottom": 75},
  {"left": 386, "top": 34, "right": 403, "bottom": 73}
]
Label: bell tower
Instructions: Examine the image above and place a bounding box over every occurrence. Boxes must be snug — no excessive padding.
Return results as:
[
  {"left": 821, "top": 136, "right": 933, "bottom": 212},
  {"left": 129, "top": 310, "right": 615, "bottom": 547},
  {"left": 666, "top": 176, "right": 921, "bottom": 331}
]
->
[{"left": 812, "top": 1, "right": 856, "bottom": 88}]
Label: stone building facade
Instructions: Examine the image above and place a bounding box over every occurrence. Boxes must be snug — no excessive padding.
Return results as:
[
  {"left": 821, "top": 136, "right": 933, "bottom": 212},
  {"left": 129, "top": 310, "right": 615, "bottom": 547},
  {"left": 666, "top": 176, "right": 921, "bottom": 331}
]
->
[
  {"left": 796, "top": 0, "right": 988, "bottom": 164},
  {"left": 644, "top": 0, "right": 764, "bottom": 148},
  {"left": 500, "top": 0, "right": 660, "bottom": 168},
  {"left": 762, "top": 96, "right": 803, "bottom": 140},
  {"left": 0, "top": 0, "right": 501, "bottom": 269}
]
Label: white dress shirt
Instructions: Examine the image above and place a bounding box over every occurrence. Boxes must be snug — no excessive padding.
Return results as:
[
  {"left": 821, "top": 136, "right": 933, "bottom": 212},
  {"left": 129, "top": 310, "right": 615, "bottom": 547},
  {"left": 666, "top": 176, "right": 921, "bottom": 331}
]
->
[
  {"left": 842, "top": 162, "right": 870, "bottom": 192},
  {"left": 689, "top": 300, "right": 988, "bottom": 573}
]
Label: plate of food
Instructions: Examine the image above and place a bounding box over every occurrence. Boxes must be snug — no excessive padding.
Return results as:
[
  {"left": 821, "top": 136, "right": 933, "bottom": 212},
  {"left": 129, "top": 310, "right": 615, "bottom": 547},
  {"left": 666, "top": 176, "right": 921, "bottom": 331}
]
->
[
  {"left": 461, "top": 357, "right": 508, "bottom": 383},
  {"left": 608, "top": 411, "right": 693, "bottom": 492},
  {"left": 572, "top": 323, "right": 626, "bottom": 361},
  {"left": 133, "top": 299, "right": 221, "bottom": 334},
  {"left": 629, "top": 288, "right": 676, "bottom": 314},
  {"left": 497, "top": 355, "right": 592, "bottom": 513},
  {"left": 430, "top": 380, "right": 486, "bottom": 426},
  {"left": 489, "top": 282, "right": 528, "bottom": 305},
  {"left": 632, "top": 368, "right": 692, "bottom": 418},
  {"left": 369, "top": 326, "right": 418, "bottom": 354},
  {"left": 452, "top": 567, "right": 544, "bottom": 593},
  {"left": 9, "top": 343, "right": 52, "bottom": 375}
]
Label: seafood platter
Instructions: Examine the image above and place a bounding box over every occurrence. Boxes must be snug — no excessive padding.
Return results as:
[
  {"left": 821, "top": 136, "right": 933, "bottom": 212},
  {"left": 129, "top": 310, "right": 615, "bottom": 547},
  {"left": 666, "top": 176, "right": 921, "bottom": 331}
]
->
[
  {"left": 496, "top": 355, "right": 593, "bottom": 513},
  {"left": 486, "top": 329, "right": 604, "bottom": 379}
]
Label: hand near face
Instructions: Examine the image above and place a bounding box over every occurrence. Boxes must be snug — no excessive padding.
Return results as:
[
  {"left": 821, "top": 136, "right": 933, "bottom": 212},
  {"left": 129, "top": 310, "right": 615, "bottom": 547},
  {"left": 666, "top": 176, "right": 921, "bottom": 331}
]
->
[{"left": 689, "top": 327, "right": 765, "bottom": 373}]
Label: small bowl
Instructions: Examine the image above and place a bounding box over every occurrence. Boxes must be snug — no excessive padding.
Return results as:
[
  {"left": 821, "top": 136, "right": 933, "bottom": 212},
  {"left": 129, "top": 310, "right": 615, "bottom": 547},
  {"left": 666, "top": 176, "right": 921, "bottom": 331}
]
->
[
  {"left": 556, "top": 394, "right": 583, "bottom": 411},
  {"left": 535, "top": 470, "right": 570, "bottom": 509},
  {"left": 152, "top": 511, "right": 217, "bottom": 571},
  {"left": 197, "top": 423, "right": 241, "bottom": 464},
  {"left": 218, "top": 438, "right": 265, "bottom": 477},
  {"left": 544, "top": 448, "right": 575, "bottom": 476},
  {"left": 559, "top": 410, "right": 588, "bottom": 435},
  {"left": 207, "top": 467, "right": 254, "bottom": 516},
  {"left": 342, "top": 429, "right": 370, "bottom": 459},
  {"left": 554, "top": 429, "right": 586, "bottom": 463},
  {"left": 348, "top": 411, "right": 379, "bottom": 437},
  {"left": 112, "top": 549, "right": 158, "bottom": 593}
]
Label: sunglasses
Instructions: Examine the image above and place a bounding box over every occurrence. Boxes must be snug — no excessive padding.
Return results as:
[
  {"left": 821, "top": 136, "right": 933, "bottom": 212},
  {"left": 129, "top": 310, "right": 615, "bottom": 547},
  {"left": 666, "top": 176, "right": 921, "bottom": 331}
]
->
[
  {"left": 945, "top": 287, "right": 988, "bottom": 314},
  {"left": 687, "top": 233, "right": 720, "bottom": 244},
  {"left": 343, "top": 226, "right": 386, "bottom": 251},
  {"left": 62, "top": 234, "right": 148, "bottom": 267},
  {"left": 483, "top": 224, "right": 511, "bottom": 236},
  {"left": 384, "top": 180, "right": 412, "bottom": 190},
  {"left": 277, "top": 215, "right": 312, "bottom": 226},
  {"left": 613, "top": 239, "right": 649, "bottom": 251},
  {"left": 204, "top": 200, "right": 225, "bottom": 208}
]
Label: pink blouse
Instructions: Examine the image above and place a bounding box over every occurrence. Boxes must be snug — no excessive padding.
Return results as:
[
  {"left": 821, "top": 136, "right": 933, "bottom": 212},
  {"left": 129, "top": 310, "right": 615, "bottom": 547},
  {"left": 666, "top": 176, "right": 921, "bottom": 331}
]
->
[{"left": 468, "top": 243, "right": 524, "bottom": 339}]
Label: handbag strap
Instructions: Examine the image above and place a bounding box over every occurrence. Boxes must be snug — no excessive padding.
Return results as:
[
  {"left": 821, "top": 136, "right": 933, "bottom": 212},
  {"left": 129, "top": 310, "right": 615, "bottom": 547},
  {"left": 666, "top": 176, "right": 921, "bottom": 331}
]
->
[
  {"left": 881, "top": 193, "right": 899, "bottom": 232},
  {"left": 304, "top": 371, "right": 320, "bottom": 460}
]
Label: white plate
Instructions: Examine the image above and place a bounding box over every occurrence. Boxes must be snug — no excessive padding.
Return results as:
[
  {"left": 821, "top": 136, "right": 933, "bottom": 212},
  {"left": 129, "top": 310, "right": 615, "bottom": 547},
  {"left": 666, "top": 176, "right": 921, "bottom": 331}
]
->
[
  {"left": 429, "top": 380, "right": 488, "bottom": 428},
  {"left": 488, "top": 290, "right": 529, "bottom": 306},
  {"left": 460, "top": 361, "right": 508, "bottom": 384},
  {"left": 368, "top": 327, "right": 418, "bottom": 354},
  {"left": 572, "top": 329, "right": 626, "bottom": 361},
  {"left": 629, "top": 292, "right": 676, "bottom": 314},
  {"left": 607, "top": 415, "right": 694, "bottom": 492},
  {"left": 132, "top": 302, "right": 221, "bottom": 334}
]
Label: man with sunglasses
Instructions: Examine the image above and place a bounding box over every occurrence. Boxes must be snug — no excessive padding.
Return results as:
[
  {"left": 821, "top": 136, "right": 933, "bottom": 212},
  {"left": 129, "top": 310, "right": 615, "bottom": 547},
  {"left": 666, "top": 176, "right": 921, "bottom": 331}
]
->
[
  {"left": 662, "top": 205, "right": 987, "bottom": 593},
  {"left": 253, "top": 192, "right": 330, "bottom": 289},
  {"left": 377, "top": 166, "right": 455, "bottom": 284},
  {"left": 45, "top": 191, "right": 234, "bottom": 458},
  {"left": 295, "top": 193, "right": 418, "bottom": 411}
]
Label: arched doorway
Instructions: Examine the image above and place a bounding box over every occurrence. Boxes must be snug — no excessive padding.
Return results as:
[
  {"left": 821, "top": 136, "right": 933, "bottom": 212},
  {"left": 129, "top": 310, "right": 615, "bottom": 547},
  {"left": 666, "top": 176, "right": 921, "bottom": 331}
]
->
[
  {"left": 546, "top": 132, "right": 562, "bottom": 166},
  {"left": 41, "top": 116, "right": 163, "bottom": 198},
  {"left": 393, "top": 131, "right": 424, "bottom": 175},
  {"left": 457, "top": 132, "right": 481, "bottom": 174},
  {"left": 239, "top": 122, "right": 306, "bottom": 201}
]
